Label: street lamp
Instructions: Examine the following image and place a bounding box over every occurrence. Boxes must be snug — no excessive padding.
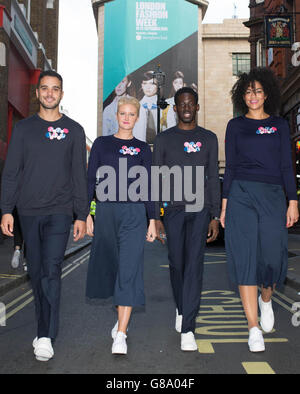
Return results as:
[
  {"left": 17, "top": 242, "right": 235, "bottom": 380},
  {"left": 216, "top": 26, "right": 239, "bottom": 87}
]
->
[{"left": 152, "top": 65, "right": 168, "bottom": 135}]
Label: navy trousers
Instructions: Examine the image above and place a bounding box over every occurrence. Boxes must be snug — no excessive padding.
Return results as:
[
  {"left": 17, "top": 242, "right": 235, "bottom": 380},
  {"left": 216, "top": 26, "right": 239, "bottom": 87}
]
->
[
  {"left": 19, "top": 214, "right": 72, "bottom": 339},
  {"left": 163, "top": 207, "right": 210, "bottom": 333}
]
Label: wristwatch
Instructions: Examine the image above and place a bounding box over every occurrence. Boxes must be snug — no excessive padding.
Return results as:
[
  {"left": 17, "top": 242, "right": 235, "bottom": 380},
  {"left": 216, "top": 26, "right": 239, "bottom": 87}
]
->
[{"left": 212, "top": 217, "right": 220, "bottom": 221}]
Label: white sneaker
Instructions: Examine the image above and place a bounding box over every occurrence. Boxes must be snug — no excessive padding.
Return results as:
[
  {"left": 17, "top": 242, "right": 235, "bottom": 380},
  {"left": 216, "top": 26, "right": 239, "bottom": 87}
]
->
[
  {"left": 181, "top": 332, "right": 198, "bottom": 351},
  {"left": 111, "top": 322, "right": 128, "bottom": 340},
  {"left": 175, "top": 309, "right": 182, "bottom": 333},
  {"left": 11, "top": 250, "right": 21, "bottom": 269},
  {"left": 248, "top": 327, "right": 265, "bottom": 352},
  {"left": 259, "top": 295, "right": 274, "bottom": 333},
  {"left": 33, "top": 337, "right": 54, "bottom": 361},
  {"left": 32, "top": 337, "right": 38, "bottom": 348},
  {"left": 112, "top": 332, "right": 127, "bottom": 355}
]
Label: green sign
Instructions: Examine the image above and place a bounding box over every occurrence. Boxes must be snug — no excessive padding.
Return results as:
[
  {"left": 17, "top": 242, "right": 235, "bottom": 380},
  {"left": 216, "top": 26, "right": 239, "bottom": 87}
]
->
[{"left": 103, "top": 0, "right": 198, "bottom": 142}]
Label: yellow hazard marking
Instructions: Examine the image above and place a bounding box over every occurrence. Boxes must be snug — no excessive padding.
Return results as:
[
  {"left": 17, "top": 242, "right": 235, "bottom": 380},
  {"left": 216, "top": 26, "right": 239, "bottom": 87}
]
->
[
  {"left": 0, "top": 274, "right": 22, "bottom": 279},
  {"left": 242, "top": 362, "right": 275, "bottom": 374},
  {"left": 196, "top": 338, "right": 288, "bottom": 354},
  {"left": 195, "top": 290, "right": 289, "bottom": 354}
]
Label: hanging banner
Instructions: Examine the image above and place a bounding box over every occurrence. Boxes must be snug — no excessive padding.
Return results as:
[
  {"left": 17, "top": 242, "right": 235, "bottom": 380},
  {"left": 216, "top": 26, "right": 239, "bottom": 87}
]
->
[
  {"left": 102, "top": 0, "right": 198, "bottom": 143},
  {"left": 265, "top": 15, "right": 293, "bottom": 48}
]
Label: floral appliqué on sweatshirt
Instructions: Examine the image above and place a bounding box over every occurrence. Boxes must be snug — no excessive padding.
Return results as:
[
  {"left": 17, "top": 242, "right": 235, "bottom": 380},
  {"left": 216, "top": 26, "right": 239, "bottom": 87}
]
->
[
  {"left": 119, "top": 146, "right": 141, "bottom": 156},
  {"left": 184, "top": 141, "right": 202, "bottom": 153},
  {"left": 46, "top": 127, "right": 69, "bottom": 140},
  {"left": 256, "top": 127, "right": 277, "bottom": 135}
]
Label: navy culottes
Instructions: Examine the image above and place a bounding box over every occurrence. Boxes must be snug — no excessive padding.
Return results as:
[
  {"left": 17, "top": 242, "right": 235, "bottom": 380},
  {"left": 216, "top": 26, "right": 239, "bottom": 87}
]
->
[
  {"left": 225, "top": 180, "right": 288, "bottom": 288},
  {"left": 86, "top": 202, "right": 147, "bottom": 307}
]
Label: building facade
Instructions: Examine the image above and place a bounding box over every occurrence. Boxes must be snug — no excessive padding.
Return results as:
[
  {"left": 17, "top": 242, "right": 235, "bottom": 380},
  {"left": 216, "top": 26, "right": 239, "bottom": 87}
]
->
[
  {"left": 202, "top": 18, "right": 250, "bottom": 170},
  {"left": 244, "top": 0, "right": 300, "bottom": 193},
  {"left": 0, "top": 0, "right": 59, "bottom": 175}
]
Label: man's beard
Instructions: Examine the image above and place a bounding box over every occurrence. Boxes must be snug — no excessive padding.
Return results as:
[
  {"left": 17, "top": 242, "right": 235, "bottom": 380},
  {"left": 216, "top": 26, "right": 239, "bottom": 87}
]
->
[{"left": 39, "top": 98, "right": 61, "bottom": 110}]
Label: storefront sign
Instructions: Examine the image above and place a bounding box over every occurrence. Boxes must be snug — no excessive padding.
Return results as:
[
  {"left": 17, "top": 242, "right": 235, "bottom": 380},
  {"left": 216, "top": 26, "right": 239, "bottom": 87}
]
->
[{"left": 265, "top": 16, "right": 293, "bottom": 48}]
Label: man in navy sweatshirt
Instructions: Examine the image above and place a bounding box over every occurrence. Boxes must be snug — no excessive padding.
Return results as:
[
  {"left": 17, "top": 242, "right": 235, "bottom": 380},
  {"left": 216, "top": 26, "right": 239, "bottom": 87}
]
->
[
  {"left": 1, "top": 70, "right": 89, "bottom": 361},
  {"left": 153, "top": 87, "right": 220, "bottom": 352}
]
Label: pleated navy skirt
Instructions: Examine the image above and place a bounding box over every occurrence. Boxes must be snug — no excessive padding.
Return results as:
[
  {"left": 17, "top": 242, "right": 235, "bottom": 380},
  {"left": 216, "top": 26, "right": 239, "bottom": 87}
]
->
[
  {"left": 225, "top": 180, "right": 288, "bottom": 288},
  {"left": 86, "top": 202, "right": 147, "bottom": 306}
]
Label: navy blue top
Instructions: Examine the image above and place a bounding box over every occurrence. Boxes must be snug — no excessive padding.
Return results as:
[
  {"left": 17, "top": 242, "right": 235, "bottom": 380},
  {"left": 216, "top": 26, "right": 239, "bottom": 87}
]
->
[
  {"left": 87, "top": 135, "right": 155, "bottom": 219},
  {"left": 1, "top": 114, "right": 89, "bottom": 220},
  {"left": 222, "top": 115, "right": 297, "bottom": 201},
  {"left": 153, "top": 125, "right": 220, "bottom": 218}
]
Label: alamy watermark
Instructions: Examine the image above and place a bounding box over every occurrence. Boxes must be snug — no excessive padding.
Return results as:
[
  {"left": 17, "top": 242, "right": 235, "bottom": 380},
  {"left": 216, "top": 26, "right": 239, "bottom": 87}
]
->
[
  {"left": 96, "top": 158, "right": 205, "bottom": 213},
  {"left": 291, "top": 302, "right": 300, "bottom": 327},
  {"left": 291, "top": 42, "right": 300, "bottom": 67},
  {"left": 0, "top": 302, "right": 6, "bottom": 327}
]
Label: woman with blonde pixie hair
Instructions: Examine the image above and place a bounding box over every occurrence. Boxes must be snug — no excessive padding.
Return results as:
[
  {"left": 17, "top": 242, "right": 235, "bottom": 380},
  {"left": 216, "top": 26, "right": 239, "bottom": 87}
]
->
[
  {"left": 117, "top": 96, "right": 140, "bottom": 115},
  {"left": 86, "top": 94, "right": 156, "bottom": 355}
]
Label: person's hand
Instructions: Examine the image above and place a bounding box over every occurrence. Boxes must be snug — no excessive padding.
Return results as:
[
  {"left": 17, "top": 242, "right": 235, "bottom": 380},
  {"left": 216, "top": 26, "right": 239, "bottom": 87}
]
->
[
  {"left": 155, "top": 219, "right": 166, "bottom": 244},
  {"left": 286, "top": 201, "right": 299, "bottom": 228},
  {"left": 146, "top": 219, "right": 157, "bottom": 243},
  {"left": 86, "top": 214, "right": 94, "bottom": 237},
  {"left": 1, "top": 214, "right": 14, "bottom": 237},
  {"left": 206, "top": 219, "right": 219, "bottom": 243},
  {"left": 220, "top": 209, "right": 226, "bottom": 229},
  {"left": 220, "top": 199, "right": 227, "bottom": 229},
  {"left": 73, "top": 220, "right": 86, "bottom": 242}
]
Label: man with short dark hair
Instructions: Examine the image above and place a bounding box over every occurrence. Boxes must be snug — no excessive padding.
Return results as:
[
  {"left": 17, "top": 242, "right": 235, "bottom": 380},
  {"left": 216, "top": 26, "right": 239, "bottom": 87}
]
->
[
  {"left": 153, "top": 87, "right": 220, "bottom": 351},
  {"left": 1, "top": 70, "right": 89, "bottom": 361}
]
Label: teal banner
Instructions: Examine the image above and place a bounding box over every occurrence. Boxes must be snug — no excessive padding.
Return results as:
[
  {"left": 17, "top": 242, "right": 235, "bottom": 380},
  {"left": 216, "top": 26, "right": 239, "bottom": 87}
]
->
[{"left": 103, "top": 0, "right": 198, "bottom": 142}]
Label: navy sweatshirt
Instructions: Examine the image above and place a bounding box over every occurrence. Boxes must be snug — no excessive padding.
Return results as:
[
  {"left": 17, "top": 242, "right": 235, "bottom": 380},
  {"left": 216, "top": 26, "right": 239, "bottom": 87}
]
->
[
  {"left": 1, "top": 114, "right": 89, "bottom": 221},
  {"left": 153, "top": 125, "right": 221, "bottom": 219},
  {"left": 223, "top": 116, "right": 297, "bottom": 200},
  {"left": 87, "top": 135, "right": 155, "bottom": 219}
]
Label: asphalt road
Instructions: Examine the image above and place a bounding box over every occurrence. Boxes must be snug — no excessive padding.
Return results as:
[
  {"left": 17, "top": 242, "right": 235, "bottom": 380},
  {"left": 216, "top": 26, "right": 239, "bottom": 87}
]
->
[{"left": 0, "top": 239, "right": 300, "bottom": 377}]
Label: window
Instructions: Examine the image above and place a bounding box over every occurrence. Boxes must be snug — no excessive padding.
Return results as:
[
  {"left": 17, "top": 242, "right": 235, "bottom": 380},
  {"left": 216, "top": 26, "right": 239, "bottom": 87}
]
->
[
  {"left": 256, "top": 39, "right": 266, "bottom": 67},
  {"left": 232, "top": 53, "right": 251, "bottom": 76},
  {"left": 46, "top": 0, "right": 55, "bottom": 9}
]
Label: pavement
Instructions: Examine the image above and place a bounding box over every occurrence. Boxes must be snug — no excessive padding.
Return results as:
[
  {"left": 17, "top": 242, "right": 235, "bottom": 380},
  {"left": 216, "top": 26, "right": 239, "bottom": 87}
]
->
[
  {"left": 0, "top": 224, "right": 299, "bottom": 297},
  {"left": 0, "top": 226, "right": 92, "bottom": 297}
]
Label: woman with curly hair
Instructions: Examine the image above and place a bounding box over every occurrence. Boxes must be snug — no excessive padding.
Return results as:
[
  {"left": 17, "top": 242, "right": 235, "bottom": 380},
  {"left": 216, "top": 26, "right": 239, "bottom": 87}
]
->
[{"left": 220, "top": 67, "right": 299, "bottom": 352}]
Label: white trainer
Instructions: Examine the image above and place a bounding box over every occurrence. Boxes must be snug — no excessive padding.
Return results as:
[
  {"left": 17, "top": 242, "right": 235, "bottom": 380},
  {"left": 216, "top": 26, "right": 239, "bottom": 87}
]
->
[
  {"left": 11, "top": 250, "right": 21, "bottom": 269},
  {"left": 181, "top": 332, "right": 198, "bottom": 351},
  {"left": 32, "top": 337, "right": 38, "bottom": 348},
  {"left": 112, "top": 332, "right": 127, "bottom": 355},
  {"left": 111, "top": 322, "right": 118, "bottom": 340},
  {"left": 34, "top": 337, "right": 54, "bottom": 361},
  {"left": 111, "top": 322, "right": 128, "bottom": 340},
  {"left": 175, "top": 309, "right": 182, "bottom": 333},
  {"left": 259, "top": 295, "right": 274, "bottom": 333},
  {"left": 248, "top": 327, "right": 265, "bottom": 352}
]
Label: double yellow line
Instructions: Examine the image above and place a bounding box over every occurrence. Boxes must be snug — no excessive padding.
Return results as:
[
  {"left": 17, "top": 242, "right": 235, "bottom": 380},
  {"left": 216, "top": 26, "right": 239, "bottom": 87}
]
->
[{"left": 2, "top": 250, "right": 90, "bottom": 323}]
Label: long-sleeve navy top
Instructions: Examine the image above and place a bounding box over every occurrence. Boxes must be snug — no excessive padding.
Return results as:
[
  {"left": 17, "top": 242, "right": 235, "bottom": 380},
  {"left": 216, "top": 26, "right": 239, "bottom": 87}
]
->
[
  {"left": 152, "top": 125, "right": 221, "bottom": 219},
  {"left": 87, "top": 135, "right": 155, "bottom": 219},
  {"left": 223, "top": 116, "right": 297, "bottom": 201},
  {"left": 1, "top": 114, "right": 89, "bottom": 220}
]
